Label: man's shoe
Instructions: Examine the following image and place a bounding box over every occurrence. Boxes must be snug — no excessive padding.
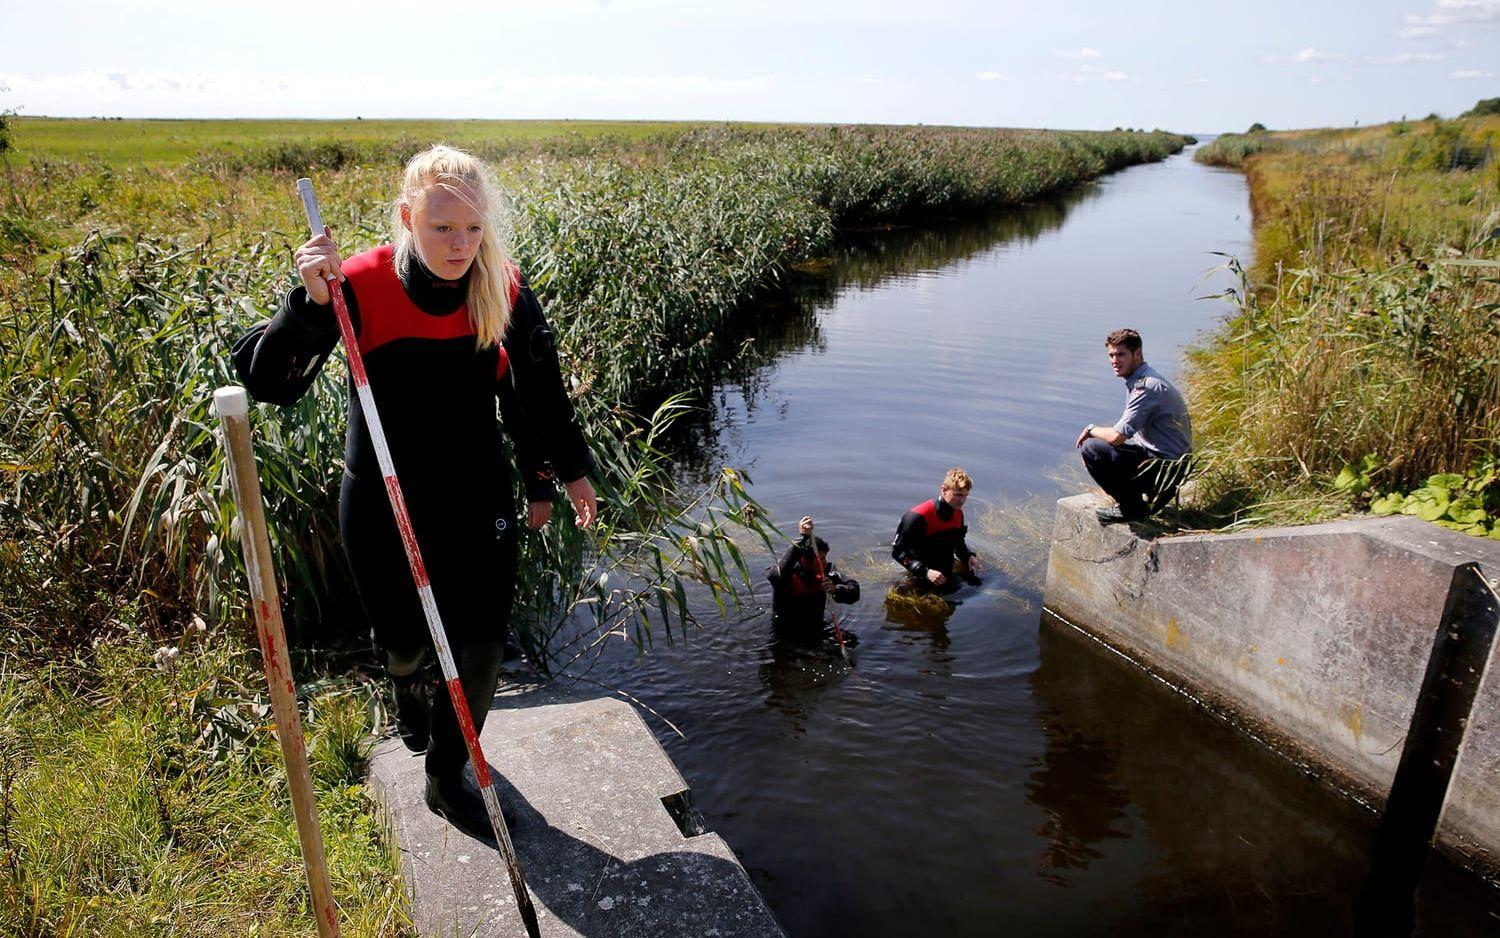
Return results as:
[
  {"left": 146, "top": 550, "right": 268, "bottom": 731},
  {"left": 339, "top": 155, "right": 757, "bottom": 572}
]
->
[
  {"left": 425, "top": 765, "right": 517, "bottom": 840},
  {"left": 391, "top": 670, "right": 431, "bottom": 753},
  {"left": 1095, "top": 505, "right": 1147, "bottom": 525}
]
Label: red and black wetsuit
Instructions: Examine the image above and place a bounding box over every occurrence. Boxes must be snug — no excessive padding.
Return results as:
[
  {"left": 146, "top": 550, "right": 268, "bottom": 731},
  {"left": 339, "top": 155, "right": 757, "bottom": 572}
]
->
[
  {"left": 891, "top": 497, "right": 973, "bottom": 584},
  {"left": 765, "top": 539, "right": 860, "bottom": 636},
  {"left": 232, "top": 246, "right": 592, "bottom": 778}
]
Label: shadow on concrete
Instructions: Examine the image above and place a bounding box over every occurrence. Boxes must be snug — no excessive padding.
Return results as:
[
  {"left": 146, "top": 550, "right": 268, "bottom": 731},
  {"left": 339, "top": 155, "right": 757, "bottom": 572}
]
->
[
  {"left": 376, "top": 680, "right": 785, "bottom": 937},
  {"left": 430, "top": 774, "right": 778, "bottom": 937}
]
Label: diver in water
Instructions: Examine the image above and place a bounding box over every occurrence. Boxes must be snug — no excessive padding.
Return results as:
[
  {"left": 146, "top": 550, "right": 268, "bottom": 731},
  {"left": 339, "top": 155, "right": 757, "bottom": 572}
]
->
[
  {"left": 891, "top": 467, "right": 985, "bottom": 593},
  {"left": 765, "top": 516, "right": 860, "bottom": 647}
]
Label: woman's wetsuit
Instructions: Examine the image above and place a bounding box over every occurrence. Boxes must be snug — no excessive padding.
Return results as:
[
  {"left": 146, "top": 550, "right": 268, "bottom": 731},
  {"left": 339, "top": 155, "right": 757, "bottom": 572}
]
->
[{"left": 232, "top": 246, "right": 592, "bottom": 779}]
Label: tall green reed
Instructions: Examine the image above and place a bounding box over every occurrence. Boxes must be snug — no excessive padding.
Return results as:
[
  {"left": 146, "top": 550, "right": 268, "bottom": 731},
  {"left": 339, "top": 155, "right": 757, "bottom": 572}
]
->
[{"left": 1185, "top": 118, "right": 1500, "bottom": 522}]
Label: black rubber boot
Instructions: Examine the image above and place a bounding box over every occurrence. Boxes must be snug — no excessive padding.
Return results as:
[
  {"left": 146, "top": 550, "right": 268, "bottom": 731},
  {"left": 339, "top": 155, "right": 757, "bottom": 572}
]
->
[
  {"left": 391, "top": 669, "right": 432, "bottom": 753},
  {"left": 424, "top": 763, "right": 517, "bottom": 840},
  {"left": 1095, "top": 505, "right": 1147, "bottom": 525}
]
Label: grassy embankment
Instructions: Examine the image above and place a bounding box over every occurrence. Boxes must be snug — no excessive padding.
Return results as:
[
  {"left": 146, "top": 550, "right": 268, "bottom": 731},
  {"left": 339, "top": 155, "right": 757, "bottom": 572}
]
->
[
  {"left": 1188, "top": 112, "right": 1500, "bottom": 533},
  {"left": 0, "top": 118, "right": 1187, "bottom": 933}
]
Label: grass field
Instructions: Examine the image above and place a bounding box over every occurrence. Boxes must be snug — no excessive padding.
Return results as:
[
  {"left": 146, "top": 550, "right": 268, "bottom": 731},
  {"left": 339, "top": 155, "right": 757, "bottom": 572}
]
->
[{"left": 10, "top": 116, "right": 738, "bottom": 163}]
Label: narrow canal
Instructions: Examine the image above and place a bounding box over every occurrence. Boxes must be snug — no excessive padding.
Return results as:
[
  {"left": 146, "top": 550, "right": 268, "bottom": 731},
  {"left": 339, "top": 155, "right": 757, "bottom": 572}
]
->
[{"left": 580, "top": 146, "right": 1500, "bottom": 936}]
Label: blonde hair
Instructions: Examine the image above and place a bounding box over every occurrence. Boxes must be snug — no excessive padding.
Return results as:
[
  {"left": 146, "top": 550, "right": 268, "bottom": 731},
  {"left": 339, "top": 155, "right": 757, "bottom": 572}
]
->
[
  {"left": 942, "top": 467, "right": 973, "bottom": 492},
  {"left": 392, "top": 144, "right": 518, "bottom": 350}
]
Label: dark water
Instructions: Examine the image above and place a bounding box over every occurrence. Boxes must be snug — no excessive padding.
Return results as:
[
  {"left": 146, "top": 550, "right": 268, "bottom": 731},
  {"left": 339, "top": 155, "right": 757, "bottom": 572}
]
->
[{"left": 578, "top": 149, "right": 1500, "bottom": 936}]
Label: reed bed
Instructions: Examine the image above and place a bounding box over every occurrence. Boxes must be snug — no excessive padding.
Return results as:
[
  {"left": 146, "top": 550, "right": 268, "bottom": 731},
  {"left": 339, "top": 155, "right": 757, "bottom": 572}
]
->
[
  {"left": 0, "top": 121, "right": 1185, "bottom": 931},
  {"left": 1185, "top": 114, "right": 1500, "bottom": 526}
]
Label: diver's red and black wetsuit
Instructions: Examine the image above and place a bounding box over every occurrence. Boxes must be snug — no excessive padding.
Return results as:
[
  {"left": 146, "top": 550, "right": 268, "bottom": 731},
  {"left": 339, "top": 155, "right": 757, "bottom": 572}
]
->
[
  {"left": 232, "top": 246, "right": 592, "bottom": 778},
  {"left": 765, "top": 539, "right": 860, "bottom": 638},
  {"left": 891, "top": 497, "right": 974, "bottom": 588}
]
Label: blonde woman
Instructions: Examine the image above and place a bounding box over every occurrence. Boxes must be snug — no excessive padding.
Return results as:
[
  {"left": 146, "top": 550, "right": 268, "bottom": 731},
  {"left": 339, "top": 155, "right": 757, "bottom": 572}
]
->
[{"left": 233, "top": 145, "right": 595, "bottom": 839}]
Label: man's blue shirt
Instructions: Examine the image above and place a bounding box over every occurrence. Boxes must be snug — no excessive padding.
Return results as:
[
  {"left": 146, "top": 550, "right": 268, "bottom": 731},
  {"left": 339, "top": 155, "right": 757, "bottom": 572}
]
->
[{"left": 1112, "top": 362, "right": 1192, "bottom": 459}]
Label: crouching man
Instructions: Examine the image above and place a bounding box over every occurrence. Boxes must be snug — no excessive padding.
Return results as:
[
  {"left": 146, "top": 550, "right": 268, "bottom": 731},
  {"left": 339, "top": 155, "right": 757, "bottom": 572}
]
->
[{"left": 1075, "top": 328, "right": 1192, "bottom": 524}]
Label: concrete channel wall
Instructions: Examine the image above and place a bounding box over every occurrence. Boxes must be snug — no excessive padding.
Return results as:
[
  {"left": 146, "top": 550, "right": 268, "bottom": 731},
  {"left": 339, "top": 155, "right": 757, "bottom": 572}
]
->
[{"left": 1042, "top": 494, "right": 1500, "bottom": 880}]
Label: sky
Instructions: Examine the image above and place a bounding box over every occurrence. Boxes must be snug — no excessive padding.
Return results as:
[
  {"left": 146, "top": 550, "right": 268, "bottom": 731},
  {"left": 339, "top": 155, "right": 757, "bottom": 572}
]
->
[{"left": 1, "top": 0, "right": 1496, "bottom": 132}]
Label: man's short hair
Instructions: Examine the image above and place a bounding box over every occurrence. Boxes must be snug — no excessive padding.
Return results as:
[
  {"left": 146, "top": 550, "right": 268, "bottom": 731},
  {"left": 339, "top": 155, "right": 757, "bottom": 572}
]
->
[
  {"left": 942, "top": 467, "right": 973, "bottom": 492},
  {"left": 1105, "top": 328, "right": 1142, "bottom": 353}
]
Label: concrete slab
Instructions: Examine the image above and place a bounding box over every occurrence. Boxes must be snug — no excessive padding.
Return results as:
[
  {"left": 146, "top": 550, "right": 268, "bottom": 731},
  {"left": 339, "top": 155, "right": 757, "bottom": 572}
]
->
[
  {"left": 368, "top": 679, "right": 785, "bottom": 937},
  {"left": 1042, "top": 493, "right": 1500, "bottom": 880}
]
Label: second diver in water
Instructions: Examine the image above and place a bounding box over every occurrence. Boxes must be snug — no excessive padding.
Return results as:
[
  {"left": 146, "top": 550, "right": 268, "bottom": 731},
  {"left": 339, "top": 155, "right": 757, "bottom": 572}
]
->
[
  {"left": 766, "top": 516, "right": 861, "bottom": 648},
  {"left": 891, "top": 467, "right": 985, "bottom": 593}
]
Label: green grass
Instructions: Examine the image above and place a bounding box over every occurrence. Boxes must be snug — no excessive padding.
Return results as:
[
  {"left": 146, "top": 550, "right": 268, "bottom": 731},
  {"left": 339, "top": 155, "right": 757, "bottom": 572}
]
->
[
  {"left": 0, "top": 628, "right": 408, "bottom": 935},
  {"left": 11, "top": 117, "right": 737, "bottom": 165}
]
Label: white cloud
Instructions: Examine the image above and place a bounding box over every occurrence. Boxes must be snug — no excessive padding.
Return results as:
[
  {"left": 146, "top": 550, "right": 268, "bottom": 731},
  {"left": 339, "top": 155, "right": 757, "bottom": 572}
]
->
[
  {"left": 1403, "top": 0, "right": 1500, "bottom": 36},
  {"left": 1189, "top": 77, "right": 1210, "bottom": 84},
  {"left": 1398, "top": 25, "right": 1441, "bottom": 37},
  {"left": 1103, "top": 70, "right": 1128, "bottom": 81},
  {"left": 1261, "top": 47, "right": 1348, "bottom": 64},
  {"left": 975, "top": 71, "right": 1008, "bottom": 81},
  {"left": 1451, "top": 68, "right": 1496, "bottom": 78},
  {"left": 1057, "top": 48, "right": 1101, "bottom": 59},
  {"left": 1367, "top": 51, "right": 1447, "bottom": 63},
  {"left": 858, "top": 74, "right": 881, "bottom": 84}
]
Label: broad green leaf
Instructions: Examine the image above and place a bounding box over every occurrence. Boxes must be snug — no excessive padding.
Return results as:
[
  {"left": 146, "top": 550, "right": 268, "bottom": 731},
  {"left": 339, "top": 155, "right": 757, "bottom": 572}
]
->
[
  {"left": 1370, "top": 492, "right": 1406, "bottom": 515},
  {"left": 1414, "top": 492, "right": 1451, "bottom": 522},
  {"left": 1447, "top": 497, "right": 1488, "bottom": 526}
]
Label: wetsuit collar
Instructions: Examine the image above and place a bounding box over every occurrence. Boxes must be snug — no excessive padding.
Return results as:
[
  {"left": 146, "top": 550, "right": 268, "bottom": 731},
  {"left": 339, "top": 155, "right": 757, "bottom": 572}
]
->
[
  {"left": 399, "top": 251, "right": 470, "bottom": 316},
  {"left": 935, "top": 497, "right": 956, "bottom": 519}
]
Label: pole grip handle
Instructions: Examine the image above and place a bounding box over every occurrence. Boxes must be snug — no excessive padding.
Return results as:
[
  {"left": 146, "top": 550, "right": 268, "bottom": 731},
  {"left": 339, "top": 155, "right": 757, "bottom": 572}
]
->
[{"left": 296, "top": 177, "right": 325, "bottom": 237}]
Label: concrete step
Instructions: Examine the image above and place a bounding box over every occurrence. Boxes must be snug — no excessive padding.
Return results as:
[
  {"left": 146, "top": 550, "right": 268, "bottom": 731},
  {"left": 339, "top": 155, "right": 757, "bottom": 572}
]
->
[{"left": 368, "top": 679, "right": 785, "bottom": 937}]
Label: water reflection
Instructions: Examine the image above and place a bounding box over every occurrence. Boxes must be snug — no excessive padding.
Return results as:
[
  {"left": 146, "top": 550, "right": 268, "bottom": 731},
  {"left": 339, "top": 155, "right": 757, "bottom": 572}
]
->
[
  {"left": 1026, "top": 620, "right": 1132, "bottom": 888},
  {"left": 808, "top": 187, "right": 1094, "bottom": 296},
  {"left": 669, "top": 188, "right": 1097, "bottom": 482},
  {"left": 1031, "top": 614, "right": 1368, "bottom": 933},
  {"left": 757, "top": 622, "right": 852, "bottom": 735}
]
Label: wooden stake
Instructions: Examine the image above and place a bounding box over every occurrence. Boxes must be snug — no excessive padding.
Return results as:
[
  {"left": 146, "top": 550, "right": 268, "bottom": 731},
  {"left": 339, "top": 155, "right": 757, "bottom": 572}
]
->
[{"left": 214, "top": 386, "right": 340, "bottom": 938}]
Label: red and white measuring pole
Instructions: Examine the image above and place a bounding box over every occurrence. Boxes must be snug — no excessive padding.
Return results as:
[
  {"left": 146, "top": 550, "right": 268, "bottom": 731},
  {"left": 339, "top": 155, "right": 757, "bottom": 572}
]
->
[{"left": 296, "top": 178, "right": 541, "bottom": 938}]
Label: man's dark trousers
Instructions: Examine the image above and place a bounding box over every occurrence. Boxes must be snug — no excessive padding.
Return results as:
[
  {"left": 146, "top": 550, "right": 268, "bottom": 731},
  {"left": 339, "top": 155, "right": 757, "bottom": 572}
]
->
[{"left": 1080, "top": 438, "right": 1160, "bottom": 518}]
